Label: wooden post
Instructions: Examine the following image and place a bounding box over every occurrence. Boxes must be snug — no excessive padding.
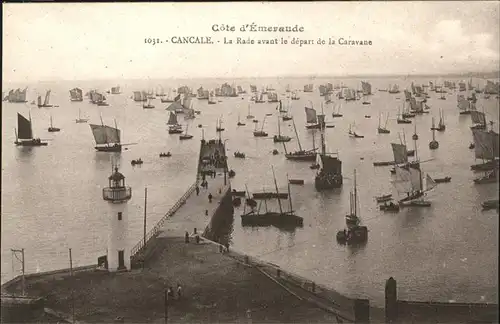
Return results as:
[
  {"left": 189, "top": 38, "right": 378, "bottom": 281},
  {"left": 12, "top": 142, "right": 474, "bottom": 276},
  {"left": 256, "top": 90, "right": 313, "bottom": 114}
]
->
[
  {"left": 164, "top": 289, "right": 169, "bottom": 323},
  {"left": 21, "top": 249, "right": 25, "bottom": 296},
  {"left": 69, "top": 248, "right": 73, "bottom": 276},
  {"left": 144, "top": 187, "right": 148, "bottom": 247},
  {"left": 385, "top": 277, "right": 398, "bottom": 323}
]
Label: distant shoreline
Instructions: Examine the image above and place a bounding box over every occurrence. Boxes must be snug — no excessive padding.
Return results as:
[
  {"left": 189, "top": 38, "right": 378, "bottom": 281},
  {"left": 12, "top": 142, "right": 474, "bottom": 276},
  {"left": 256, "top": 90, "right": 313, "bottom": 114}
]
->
[{"left": 3, "top": 71, "right": 499, "bottom": 84}]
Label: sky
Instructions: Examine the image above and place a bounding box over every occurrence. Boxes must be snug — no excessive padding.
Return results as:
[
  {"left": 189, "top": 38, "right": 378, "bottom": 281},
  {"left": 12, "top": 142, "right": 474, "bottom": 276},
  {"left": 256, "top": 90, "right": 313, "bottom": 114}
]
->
[{"left": 3, "top": 2, "right": 499, "bottom": 82}]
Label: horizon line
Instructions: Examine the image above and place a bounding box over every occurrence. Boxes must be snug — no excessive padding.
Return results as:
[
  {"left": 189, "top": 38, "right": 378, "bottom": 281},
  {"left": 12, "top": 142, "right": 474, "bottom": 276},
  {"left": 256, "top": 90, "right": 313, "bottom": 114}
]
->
[{"left": 4, "top": 71, "right": 500, "bottom": 84}]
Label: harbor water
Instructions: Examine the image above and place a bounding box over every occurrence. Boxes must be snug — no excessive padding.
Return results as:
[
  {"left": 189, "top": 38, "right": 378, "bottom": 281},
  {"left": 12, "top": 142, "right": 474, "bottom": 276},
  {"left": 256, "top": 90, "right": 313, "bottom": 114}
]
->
[{"left": 1, "top": 77, "right": 498, "bottom": 307}]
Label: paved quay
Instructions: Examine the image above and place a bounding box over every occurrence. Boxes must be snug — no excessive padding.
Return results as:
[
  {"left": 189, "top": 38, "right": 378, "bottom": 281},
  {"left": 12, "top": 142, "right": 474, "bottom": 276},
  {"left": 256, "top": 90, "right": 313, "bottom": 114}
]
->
[{"left": 3, "top": 237, "right": 342, "bottom": 323}]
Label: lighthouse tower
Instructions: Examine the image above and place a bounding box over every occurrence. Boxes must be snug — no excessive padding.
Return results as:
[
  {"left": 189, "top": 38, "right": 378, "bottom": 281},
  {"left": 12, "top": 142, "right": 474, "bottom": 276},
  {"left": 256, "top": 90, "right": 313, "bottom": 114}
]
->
[{"left": 102, "top": 166, "right": 132, "bottom": 272}]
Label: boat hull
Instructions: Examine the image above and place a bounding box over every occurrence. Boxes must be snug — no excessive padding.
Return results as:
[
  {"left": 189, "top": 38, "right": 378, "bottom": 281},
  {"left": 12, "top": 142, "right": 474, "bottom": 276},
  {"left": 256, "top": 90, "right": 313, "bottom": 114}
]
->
[
  {"left": 241, "top": 212, "right": 303, "bottom": 228},
  {"left": 314, "top": 173, "right": 343, "bottom": 190},
  {"left": 285, "top": 153, "right": 317, "bottom": 162},
  {"left": 95, "top": 145, "right": 122, "bottom": 152},
  {"left": 15, "top": 140, "right": 48, "bottom": 147},
  {"left": 336, "top": 226, "right": 368, "bottom": 245}
]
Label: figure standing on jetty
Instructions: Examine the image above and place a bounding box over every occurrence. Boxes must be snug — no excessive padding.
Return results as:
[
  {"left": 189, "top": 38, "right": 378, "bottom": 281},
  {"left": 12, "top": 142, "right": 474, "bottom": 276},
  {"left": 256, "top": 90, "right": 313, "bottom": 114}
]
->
[
  {"left": 208, "top": 193, "right": 213, "bottom": 203},
  {"left": 195, "top": 185, "right": 200, "bottom": 195}
]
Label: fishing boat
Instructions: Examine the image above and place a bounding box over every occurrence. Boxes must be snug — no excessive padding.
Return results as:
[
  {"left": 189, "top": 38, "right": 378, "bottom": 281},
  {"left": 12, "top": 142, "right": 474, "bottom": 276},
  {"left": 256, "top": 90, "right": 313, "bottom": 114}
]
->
[
  {"left": 246, "top": 103, "right": 255, "bottom": 119},
  {"left": 273, "top": 114, "right": 291, "bottom": 143},
  {"left": 159, "top": 152, "right": 171, "bottom": 157},
  {"left": 336, "top": 169, "right": 368, "bottom": 245},
  {"left": 412, "top": 123, "right": 419, "bottom": 140},
  {"left": 253, "top": 116, "right": 268, "bottom": 137},
  {"left": 143, "top": 97, "right": 155, "bottom": 109},
  {"left": 184, "top": 104, "right": 196, "bottom": 120},
  {"left": 197, "top": 86, "right": 209, "bottom": 100},
  {"left": 131, "top": 158, "right": 143, "bottom": 166},
  {"left": 379, "top": 201, "right": 400, "bottom": 212},
  {"left": 14, "top": 113, "right": 48, "bottom": 146},
  {"left": 471, "top": 128, "right": 499, "bottom": 185},
  {"left": 458, "top": 95, "right": 475, "bottom": 115},
  {"left": 241, "top": 170, "right": 303, "bottom": 229},
  {"left": 215, "top": 118, "right": 225, "bottom": 132},
  {"left": 431, "top": 109, "right": 445, "bottom": 131},
  {"left": 133, "top": 91, "right": 148, "bottom": 102},
  {"left": 47, "top": 115, "right": 60, "bottom": 132},
  {"left": 331, "top": 103, "right": 343, "bottom": 118},
  {"left": 288, "top": 179, "right": 304, "bottom": 185},
  {"left": 237, "top": 85, "right": 247, "bottom": 94},
  {"left": 388, "top": 84, "right": 400, "bottom": 94},
  {"left": 361, "top": 94, "right": 371, "bottom": 105},
  {"left": 69, "top": 88, "right": 83, "bottom": 102},
  {"left": 305, "top": 102, "right": 326, "bottom": 130},
  {"left": 179, "top": 124, "right": 193, "bottom": 140},
  {"left": 291, "top": 91, "right": 300, "bottom": 100},
  {"left": 377, "top": 113, "right": 390, "bottom": 134},
  {"left": 166, "top": 93, "right": 191, "bottom": 114},
  {"left": 314, "top": 126, "right": 342, "bottom": 190},
  {"left": 304, "top": 84, "right": 314, "bottom": 92},
  {"left": 482, "top": 199, "right": 499, "bottom": 211},
  {"left": 167, "top": 112, "right": 183, "bottom": 134},
  {"left": 111, "top": 86, "right": 121, "bottom": 95},
  {"left": 208, "top": 90, "right": 217, "bottom": 104},
  {"left": 89, "top": 117, "right": 126, "bottom": 152},
  {"left": 283, "top": 118, "right": 318, "bottom": 161},
  {"left": 255, "top": 92, "right": 265, "bottom": 103},
  {"left": 267, "top": 92, "right": 279, "bottom": 103},
  {"left": 6, "top": 88, "right": 28, "bottom": 103},
  {"left": 470, "top": 110, "right": 487, "bottom": 130},
  {"left": 397, "top": 106, "right": 412, "bottom": 124},
  {"left": 375, "top": 194, "right": 393, "bottom": 203},
  {"left": 237, "top": 114, "right": 246, "bottom": 126},
  {"left": 434, "top": 176, "right": 451, "bottom": 183},
  {"left": 401, "top": 102, "right": 416, "bottom": 119},
  {"left": 161, "top": 89, "right": 175, "bottom": 103},
  {"left": 75, "top": 108, "right": 89, "bottom": 123},
  {"left": 429, "top": 118, "right": 439, "bottom": 149},
  {"left": 37, "top": 90, "right": 53, "bottom": 108},
  {"left": 348, "top": 123, "right": 364, "bottom": 138}
]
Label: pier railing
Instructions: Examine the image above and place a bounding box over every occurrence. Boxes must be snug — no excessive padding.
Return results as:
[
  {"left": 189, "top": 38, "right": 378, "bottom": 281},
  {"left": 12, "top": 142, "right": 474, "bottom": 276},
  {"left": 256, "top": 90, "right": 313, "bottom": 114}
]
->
[{"left": 130, "top": 181, "right": 198, "bottom": 258}]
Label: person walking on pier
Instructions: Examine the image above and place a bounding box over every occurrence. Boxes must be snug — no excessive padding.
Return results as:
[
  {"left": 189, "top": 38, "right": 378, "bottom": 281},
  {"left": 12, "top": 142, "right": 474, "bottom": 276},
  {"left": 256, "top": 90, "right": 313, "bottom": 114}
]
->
[
  {"left": 176, "top": 283, "right": 182, "bottom": 299},
  {"left": 208, "top": 193, "right": 213, "bottom": 203},
  {"left": 196, "top": 185, "right": 200, "bottom": 196}
]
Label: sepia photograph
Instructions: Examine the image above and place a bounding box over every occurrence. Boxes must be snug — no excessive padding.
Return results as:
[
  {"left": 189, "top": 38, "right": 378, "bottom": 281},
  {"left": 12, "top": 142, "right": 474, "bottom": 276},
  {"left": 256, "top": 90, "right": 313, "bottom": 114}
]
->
[{"left": 1, "top": 2, "right": 499, "bottom": 323}]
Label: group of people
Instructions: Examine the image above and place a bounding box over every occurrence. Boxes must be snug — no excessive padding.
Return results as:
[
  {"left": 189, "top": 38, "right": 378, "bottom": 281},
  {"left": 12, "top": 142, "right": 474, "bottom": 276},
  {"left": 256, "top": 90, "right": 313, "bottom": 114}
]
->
[{"left": 166, "top": 284, "right": 183, "bottom": 300}]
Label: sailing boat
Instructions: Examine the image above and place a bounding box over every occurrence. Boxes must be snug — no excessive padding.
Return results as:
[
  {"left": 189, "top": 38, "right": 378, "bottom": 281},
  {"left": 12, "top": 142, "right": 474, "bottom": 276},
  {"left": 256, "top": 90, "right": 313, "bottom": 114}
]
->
[
  {"left": 438, "top": 89, "right": 446, "bottom": 100},
  {"left": 255, "top": 92, "right": 265, "bottom": 103},
  {"left": 348, "top": 123, "right": 364, "bottom": 138},
  {"left": 458, "top": 95, "right": 474, "bottom": 115},
  {"left": 412, "top": 123, "right": 419, "bottom": 140},
  {"left": 402, "top": 101, "right": 416, "bottom": 119},
  {"left": 241, "top": 168, "right": 303, "bottom": 229},
  {"left": 37, "top": 90, "right": 53, "bottom": 108},
  {"left": 331, "top": 102, "right": 343, "bottom": 118},
  {"left": 161, "top": 89, "right": 175, "bottom": 103},
  {"left": 377, "top": 113, "right": 390, "bottom": 134},
  {"left": 237, "top": 114, "right": 246, "bottom": 126},
  {"left": 281, "top": 100, "right": 293, "bottom": 121},
  {"left": 216, "top": 118, "right": 225, "bottom": 132},
  {"left": 362, "top": 94, "right": 371, "bottom": 105},
  {"left": 111, "top": 86, "right": 121, "bottom": 95},
  {"left": 75, "top": 109, "right": 89, "bottom": 123},
  {"left": 397, "top": 106, "right": 411, "bottom": 124},
  {"left": 208, "top": 90, "right": 217, "bottom": 104},
  {"left": 283, "top": 118, "right": 317, "bottom": 161},
  {"left": 470, "top": 110, "right": 487, "bottom": 130},
  {"left": 314, "top": 124, "right": 342, "bottom": 190},
  {"left": 179, "top": 123, "right": 193, "bottom": 140},
  {"left": 48, "top": 115, "right": 60, "bottom": 132},
  {"left": 273, "top": 114, "right": 291, "bottom": 142},
  {"left": 143, "top": 97, "right": 155, "bottom": 109},
  {"left": 246, "top": 103, "right": 255, "bottom": 119},
  {"left": 69, "top": 88, "right": 83, "bottom": 102},
  {"left": 305, "top": 102, "right": 325, "bottom": 130},
  {"left": 184, "top": 103, "right": 196, "bottom": 120},
  {"left": 433, "top": 109, "right": 446, "bottom": 131},
  {"left": 291, "top": 91, "right": 300, "bottom": 100},
  {"left": 336, "top": 169, "right": 368, "bottom": 245},
  {"left": 89, "top": 118, "right": 124, "bottom": 152},
  {"left": 14, "top": 113, "right": 48, "bottom": 146},
  {"left": 429, "top": 118, "right": 439, "bottom": 149},
  {"left": 471, "top": 128, "right": 499, "bottom": 184},
  {"left": 253, "top": 116, "right": 268, "bottom": 137},
  {"left": 167, "top": 112, "right": 183, "bottom": 134}
]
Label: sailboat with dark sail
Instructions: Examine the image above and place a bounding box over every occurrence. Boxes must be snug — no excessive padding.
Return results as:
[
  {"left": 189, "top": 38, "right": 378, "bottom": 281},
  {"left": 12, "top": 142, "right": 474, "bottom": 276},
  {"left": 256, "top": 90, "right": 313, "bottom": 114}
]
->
[
  {"left": 314, "top": 124, "right": 342, "bottom": 190},
  {"left": 470, "top": 110, "right": 487, "bottom": 130},
  {"left": 69, "top": 88, "right": 83, "bottom": 102},
  {"left": 305, "top": 103, "right": 325, "bottom": 130},
  {"left": 241, "top": 168, "right": 303, "bottom": 229},
  {"left": 377, "top": 113, "right": 390, "bottom": 134},
  {"left": 89, "top": 118, "right": 123, "bottom": 152},
  {"left": 283, "top": 118, "right": 317, "bottom": 161},
  {"left": 167, "top": 112, "right": 183, "bottom": 134},
  {"left": 273, "top": 114, "right": 291, "bottom": 143},
  {"left": 429, "top": 118, "right": 439, "bottom": 149},
  {"left": 37, "top": 90, "right": 53, "bottom": 108},
  {"left": 253, "top": 116, "right": 268, "bottom": 137},
  {"left": 48, "top": 115, "right": 60, "bottom": 132},
  {"left": 14, "top": 113, "right": 47, "bottom": 146},
  {"left": 471, "top": 128, "right": 499, "bottom": 184},
  {"left": 179, "top": 123, "right": 193, "bottom": 140},
  {"left": 161, "top": 89, "right": 175, "bottom": 103}
]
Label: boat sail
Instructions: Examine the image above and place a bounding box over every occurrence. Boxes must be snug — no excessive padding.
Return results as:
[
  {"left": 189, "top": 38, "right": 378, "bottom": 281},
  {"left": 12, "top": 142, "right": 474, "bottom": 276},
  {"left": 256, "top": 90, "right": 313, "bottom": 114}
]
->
[
  {"left": 246, "top": 103, "right": 255, "bottom": 119},
  {"left": 305, "top": 102, "right": 326, "bottom": 129},
  {"left": 361, "top": 81, "right": 372, "bottom": 95},
  {"left": 14, "top": 113, "right": 47, "bottom": 146},
  {"left": 155, "top": 85, "right": 164, "bottom": 97},
  {"left": 111, "top": 86, "right": 121, "bottom": 95},
  {"left": 179, "top": 123, "right": 193, "bottom": 140},
  {"left": 166, "top": 94, "right": 191, "bottom": 114},
  {"left": 331, "top": 102, "right": 343, "bottom": 118},
  {"left": 392, "top": 162, "right": 435, "bottom": 206},
  {"left": 250, "top": 85, "right": 257, "bottom": 93},
  {"left": 291, "top": 91, "right": 300, "bottom": 100},
  {"left": 255, "top": 92, "right": 265, "bottom": 103},
  {"left": 388, "top": 84, "right": 400, "bottom": 94},
  {"left": 197, "top": 87, "right": 209, "bottom": 100},
  {"left": 283, "top": 118, "right": 317, "bottom": 161},
  {"left": 304, "top": 84, "right": 314, "bottom": 92},
  {"left": 458, "top": 96, "right": 475, "bottom": 115},
  {"left": 267, "top": 92, "right": 279, "bottom": 103},
  {"left": 7, "top": 88, "right": 28, "bottom": 103},
  {"left": 161, "top": 89, "right": 175, "bottom": 103},
  {"left": 48, "top": 115, "right": 60, "bottom": 132},
  {"left": 237, "top": 85, "right": 246, "bottom": 94},
  {"left": 281, "top": 100, "right": 293, "bottom": 121},
  {"left": 253, "top": 115, "right": 268, "bottom": 137},
  {"left": 76, "top": 108, "right": 88, "bottom": 123},
  {"left": 143, "top": 97, "right": 155, "bottom": 109},
  {"left": 273, "top": 114, "right": 291, "bottom": 143},
  {"left": 133, "top": 91, "right": 148, "bottom": 102},
  {"left": 208, "top": 90, "right": 217, "bottom": 104},
  {"left": 184, "top": 103, "right": 196, "bottom": 120},
  {"left": 397, "top": 106, "right": 412, "bottom": 124},
  {"left": 167, "top": 112, "right": 183, "bottom": 134},
  {"left": 470, "top": 110, "right": 487, "bottom": 130},
  {"left": 377, "top": 113, "right": 390, "bottom": 134},
  {"left": 69, "top": 88, "right": 83, "bottom": 102},
  {"left": 37, "top": 90, "right": 53, "bottom": 108},
  {"left": 90, "top": 91, "right": 108, "bottom": 106},
  {"left": 89, "top": 118, "right": 122, "bottom": 152},
  {"left": 314, "top": 124, "right": 342, "bottom": 190},
  {"left": 471, "top": 128, "right": 499, "bottom": 184},
  {"left": 348, "top": 123, "right": 364, "bottom": 138}
]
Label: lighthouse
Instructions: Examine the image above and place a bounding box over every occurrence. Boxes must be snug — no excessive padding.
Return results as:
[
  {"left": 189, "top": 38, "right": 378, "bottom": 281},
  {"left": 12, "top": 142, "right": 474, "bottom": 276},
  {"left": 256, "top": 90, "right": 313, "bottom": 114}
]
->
[{"left": 102, "top": 166, "right": 132, "bottom": 271}]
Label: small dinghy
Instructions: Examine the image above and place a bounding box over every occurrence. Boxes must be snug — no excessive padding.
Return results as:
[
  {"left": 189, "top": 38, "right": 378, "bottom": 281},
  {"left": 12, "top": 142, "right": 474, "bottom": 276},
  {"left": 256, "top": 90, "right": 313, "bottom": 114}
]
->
[
  {"left": 288, "top": 179, "right": 304, "bottom": 185},
  {"left": 159, "top": 152, "right": 171, "bottom": 158},
  {"left": 131, "top": 158, "right": 143, "bottom": 165},
  {"left": 375, "top": 194, "right": 393, "bottom": 203},
  {"left": 434, "top": 176, "right": 451, "bottom": 183}
]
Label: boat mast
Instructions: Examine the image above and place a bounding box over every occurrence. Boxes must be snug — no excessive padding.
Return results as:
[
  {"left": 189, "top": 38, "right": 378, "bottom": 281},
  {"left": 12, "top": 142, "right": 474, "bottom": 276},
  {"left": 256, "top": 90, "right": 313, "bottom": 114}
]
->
[
  {"left": 260, "top": 115, "right": 267, "bottom": 132},
  {"left": 114, "top": 119, "right": 120, "bottom": 145},
  {"left": 272, "top": 167, "right": 283, "bottom": 214},
  {"left": 277, "top": 115, "right": 281, "bottom": 136},
  {"left": 353, "top": 169, "right": 357, "bottom": 217},
  {"left": 291, "top": 118, "right": 303, "bottom": 151},
  {"left": 287, "top": 175, "right": 293, "bottom": 213}
]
